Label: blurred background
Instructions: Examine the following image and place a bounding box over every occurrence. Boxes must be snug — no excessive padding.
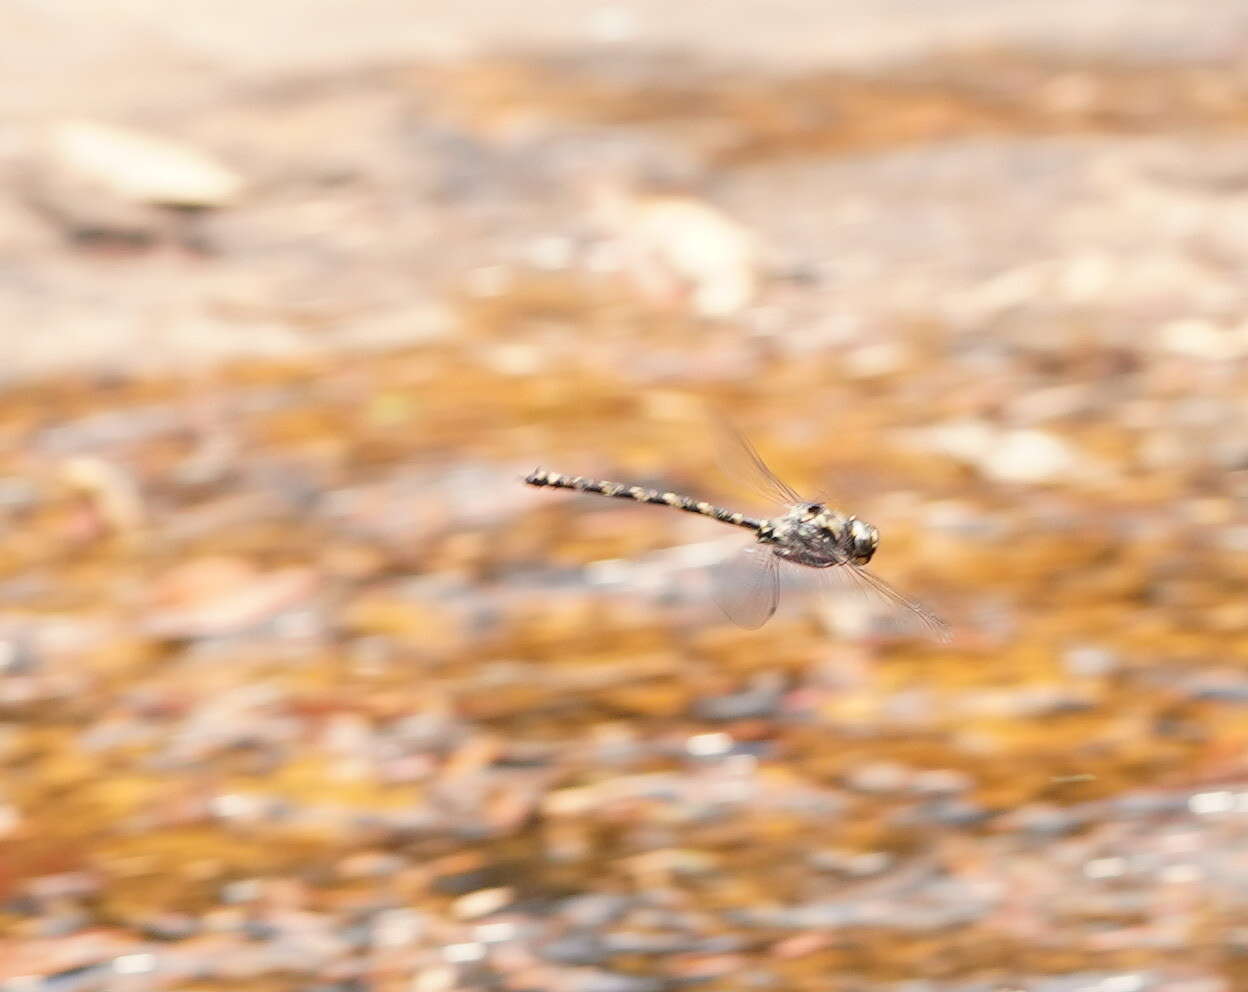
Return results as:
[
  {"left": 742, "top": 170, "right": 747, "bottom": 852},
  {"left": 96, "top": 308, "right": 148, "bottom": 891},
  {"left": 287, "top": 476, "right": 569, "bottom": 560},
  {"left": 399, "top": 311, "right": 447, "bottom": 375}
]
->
[{"left": 5, "top": 1, "right": 1248, "bottom": 989}]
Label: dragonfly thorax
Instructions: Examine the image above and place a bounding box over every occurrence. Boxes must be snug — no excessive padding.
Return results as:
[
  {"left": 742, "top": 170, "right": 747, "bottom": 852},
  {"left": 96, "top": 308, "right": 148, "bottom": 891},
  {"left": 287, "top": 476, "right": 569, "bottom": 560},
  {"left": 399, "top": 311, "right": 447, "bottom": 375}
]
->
[{"left": 758, "top": 503, "right": 879, "bottom": 568}]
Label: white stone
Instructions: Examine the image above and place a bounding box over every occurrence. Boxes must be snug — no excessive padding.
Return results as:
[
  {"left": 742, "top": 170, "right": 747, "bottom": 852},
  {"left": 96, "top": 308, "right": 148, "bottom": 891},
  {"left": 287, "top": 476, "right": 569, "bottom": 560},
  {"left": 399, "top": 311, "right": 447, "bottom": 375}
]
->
[{"left": 50, "top": 119, "right": 243, "bottom": 207}]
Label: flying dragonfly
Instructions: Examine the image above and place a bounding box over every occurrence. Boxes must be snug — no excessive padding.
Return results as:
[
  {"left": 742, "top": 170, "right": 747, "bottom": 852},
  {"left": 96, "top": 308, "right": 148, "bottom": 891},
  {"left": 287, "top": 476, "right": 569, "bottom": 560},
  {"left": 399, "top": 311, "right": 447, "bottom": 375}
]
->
[{"left": 524, "top": 428, "right": 949, "bottom": 640}]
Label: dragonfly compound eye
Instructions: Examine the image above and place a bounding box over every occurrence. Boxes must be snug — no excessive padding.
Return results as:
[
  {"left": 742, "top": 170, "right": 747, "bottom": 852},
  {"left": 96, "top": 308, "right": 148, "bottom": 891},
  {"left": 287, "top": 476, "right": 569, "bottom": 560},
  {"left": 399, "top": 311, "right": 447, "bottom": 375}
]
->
[{"left": 848, "top": 518, "right": 879, "bottom": 564}]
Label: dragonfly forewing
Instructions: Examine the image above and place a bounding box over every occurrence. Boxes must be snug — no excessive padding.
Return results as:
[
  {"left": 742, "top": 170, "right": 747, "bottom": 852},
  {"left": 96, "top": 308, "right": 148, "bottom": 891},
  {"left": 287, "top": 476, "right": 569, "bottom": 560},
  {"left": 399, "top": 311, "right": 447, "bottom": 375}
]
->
[
  {"left": 714, "top": 420, "right": 803, "bottom": 509},
  {"left": 811, "top": 561, "right": 951, "bottom": 642}
]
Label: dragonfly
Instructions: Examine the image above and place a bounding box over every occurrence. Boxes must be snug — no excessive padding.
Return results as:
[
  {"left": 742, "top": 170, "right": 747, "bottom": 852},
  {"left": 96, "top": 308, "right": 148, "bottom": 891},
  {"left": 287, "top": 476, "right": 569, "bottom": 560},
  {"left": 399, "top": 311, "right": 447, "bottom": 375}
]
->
[{"left": 524, "top": 427, "right": 949, "bottom": 640}]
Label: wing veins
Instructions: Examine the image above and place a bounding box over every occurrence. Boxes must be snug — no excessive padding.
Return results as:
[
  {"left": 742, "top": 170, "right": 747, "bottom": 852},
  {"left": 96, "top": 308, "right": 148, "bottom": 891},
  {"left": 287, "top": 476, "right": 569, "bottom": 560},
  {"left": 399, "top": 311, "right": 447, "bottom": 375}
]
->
[{"left": 716, "top": 421, "right": 804, "bottom": 507}]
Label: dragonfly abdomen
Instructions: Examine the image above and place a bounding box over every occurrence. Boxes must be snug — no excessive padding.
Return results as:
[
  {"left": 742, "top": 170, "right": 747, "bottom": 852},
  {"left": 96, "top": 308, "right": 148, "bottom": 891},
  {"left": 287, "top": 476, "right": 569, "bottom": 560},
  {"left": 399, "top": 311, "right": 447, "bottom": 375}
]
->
[{"left": 524, "top": 469, "right": 762, "bottom": 531}]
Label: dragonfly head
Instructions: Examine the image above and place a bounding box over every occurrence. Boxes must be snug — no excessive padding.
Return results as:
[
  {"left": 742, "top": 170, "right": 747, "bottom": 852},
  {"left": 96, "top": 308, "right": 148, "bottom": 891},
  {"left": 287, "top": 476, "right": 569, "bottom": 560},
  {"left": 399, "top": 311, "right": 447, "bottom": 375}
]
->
[{"left": 846, "top": 517, "right": 879, "bottom": 565}]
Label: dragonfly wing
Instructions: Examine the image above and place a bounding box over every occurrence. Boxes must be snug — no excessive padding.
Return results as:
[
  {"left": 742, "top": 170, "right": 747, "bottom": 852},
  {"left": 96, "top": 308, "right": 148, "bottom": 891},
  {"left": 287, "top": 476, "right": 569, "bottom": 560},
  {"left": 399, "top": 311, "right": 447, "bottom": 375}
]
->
[
  {"left": 714, "top": 419, "right": 803, "bottom": 508},
  {"left": 711, "top": 544, "right": 781, "bottom": 629},
  {"left": 714, "top": 419, "right": 850, "bottom": 515},
  {"left": 813, "top": 563, "right": 950, "bottom": 642}
]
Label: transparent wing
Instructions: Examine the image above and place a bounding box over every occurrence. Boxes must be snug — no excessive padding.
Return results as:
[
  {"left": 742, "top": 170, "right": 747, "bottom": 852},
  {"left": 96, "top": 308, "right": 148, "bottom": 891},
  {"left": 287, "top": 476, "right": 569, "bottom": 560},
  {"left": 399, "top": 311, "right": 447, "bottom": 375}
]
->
[
  {"left": 711, "top": 545, "right": 781, "bottom": 629},
  {"left": 809, "top": 562, "right": 950, "bottom": 643},
  {"left": 851, "top": 566, "right": 950, "bottom": 642},
  {"left": 714, "top": 419, "right": 851, "bottom": 514},
  {"left": 714, "top": 420, "right": 803, "bottom": 508}
]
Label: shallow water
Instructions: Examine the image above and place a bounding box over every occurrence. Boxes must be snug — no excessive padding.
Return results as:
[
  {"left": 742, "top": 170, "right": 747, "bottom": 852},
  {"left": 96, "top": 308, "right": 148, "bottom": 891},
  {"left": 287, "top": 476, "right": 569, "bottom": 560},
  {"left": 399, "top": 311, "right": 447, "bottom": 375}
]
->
[{"left": 4, "top": 35, "right": 1248, "bottom": 992}]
